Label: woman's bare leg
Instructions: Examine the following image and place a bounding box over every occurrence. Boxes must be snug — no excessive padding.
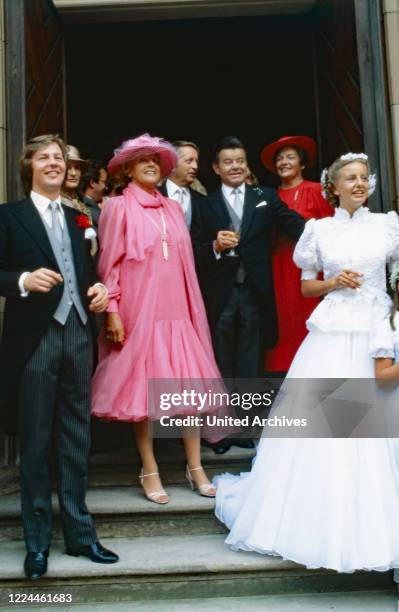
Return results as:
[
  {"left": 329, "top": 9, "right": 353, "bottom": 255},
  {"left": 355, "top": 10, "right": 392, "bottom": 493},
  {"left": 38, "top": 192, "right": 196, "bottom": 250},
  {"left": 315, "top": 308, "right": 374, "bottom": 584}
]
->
[
  {"left": 133, "top": 420, "right": 168, "bottom": 501},
  {"left": 182, "top": 427, "right": 215, "bottom": 493}
]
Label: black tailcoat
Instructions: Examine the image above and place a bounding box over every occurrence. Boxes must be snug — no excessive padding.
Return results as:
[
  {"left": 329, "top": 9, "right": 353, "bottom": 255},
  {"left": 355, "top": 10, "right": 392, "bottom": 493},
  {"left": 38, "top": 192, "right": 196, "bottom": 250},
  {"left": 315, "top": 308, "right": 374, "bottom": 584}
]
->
[
  {"left": 0, "top": 198, "right": 95, "bottom": 432},
  {"left": 192, "top": 185, "right": 305, "bottom": 351}
]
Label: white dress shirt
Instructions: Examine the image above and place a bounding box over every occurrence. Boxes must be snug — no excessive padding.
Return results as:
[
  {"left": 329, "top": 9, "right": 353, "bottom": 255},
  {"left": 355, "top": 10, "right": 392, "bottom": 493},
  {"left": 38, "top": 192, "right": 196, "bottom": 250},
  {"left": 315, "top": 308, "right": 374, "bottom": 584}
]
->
[
  {"left": 165, "top": 179, "right": 191, "bottom": 218},
  {"left": 30, "top": 190, "right": 64, "bottom": 228},
  {"left": 221, "top": 182, "right": 245, "bottom": 219},
  {"left": 19, "top": 191, "right": 106, "bottom": 298}
]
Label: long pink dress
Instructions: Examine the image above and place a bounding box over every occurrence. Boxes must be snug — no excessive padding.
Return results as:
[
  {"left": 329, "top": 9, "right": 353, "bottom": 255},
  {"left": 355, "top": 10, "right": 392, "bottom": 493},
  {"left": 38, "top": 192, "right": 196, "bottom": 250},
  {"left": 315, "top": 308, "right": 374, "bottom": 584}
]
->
[{"left": 91, "top": 182, "right": 221, "bottom": 422}]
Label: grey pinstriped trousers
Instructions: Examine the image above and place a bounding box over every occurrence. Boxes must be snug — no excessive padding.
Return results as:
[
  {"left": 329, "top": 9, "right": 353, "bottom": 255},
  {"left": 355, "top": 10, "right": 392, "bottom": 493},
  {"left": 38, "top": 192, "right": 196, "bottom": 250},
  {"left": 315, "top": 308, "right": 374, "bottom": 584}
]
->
[{"left": 18, "top": 308, "right": 97, "bottom": 552}]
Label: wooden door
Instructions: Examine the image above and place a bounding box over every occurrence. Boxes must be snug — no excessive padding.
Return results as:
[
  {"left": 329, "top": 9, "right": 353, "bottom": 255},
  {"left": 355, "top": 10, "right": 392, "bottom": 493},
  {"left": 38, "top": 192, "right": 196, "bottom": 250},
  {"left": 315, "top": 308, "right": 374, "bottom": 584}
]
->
[
  {"left": 312, "top": 0, "right": 363, "bottom": 167},
  {"left": 25, "top": 0, "right": 65, "bottom": 141},
  {"left": 312, "top": 0, "right": 394, "bottom": 211},
  {"left": 2, "top": 0, "right": 64, "bottom": 469},
  {"left": 5, "top": 0, "right": 65, "bottom": 201}
]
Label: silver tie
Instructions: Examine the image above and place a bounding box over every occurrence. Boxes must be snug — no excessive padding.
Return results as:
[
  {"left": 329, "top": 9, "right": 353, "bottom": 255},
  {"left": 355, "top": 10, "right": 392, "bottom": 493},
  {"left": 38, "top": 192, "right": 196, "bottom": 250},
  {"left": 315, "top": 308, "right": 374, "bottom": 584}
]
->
[
  {"left": 232, "top": 188, "right": 243, "bottom": 219},
  {"left": 49, "top": 201, "right": 63, "bottom": 242},
  {"left": 177, "top": 188, "right": 185, "bottom": 207}
]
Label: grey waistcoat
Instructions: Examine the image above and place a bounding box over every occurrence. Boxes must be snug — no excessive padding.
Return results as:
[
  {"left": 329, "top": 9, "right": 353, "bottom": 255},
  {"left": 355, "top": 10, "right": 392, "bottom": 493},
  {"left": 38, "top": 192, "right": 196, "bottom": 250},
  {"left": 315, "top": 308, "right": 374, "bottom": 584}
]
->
[
  {"left": 43, "top": 216, "right": 87, "bottom": 325},
  {"left": 222, "top": 195, "right": 246, "bottom": 284}
]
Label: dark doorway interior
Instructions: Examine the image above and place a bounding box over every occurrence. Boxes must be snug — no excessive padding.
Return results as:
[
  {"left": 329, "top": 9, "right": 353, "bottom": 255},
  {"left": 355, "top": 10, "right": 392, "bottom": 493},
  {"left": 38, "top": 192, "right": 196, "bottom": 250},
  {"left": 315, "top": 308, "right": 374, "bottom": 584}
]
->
[
  {"left": 65, "top": 14, "right": 318, "bottom": 190},
  {"left": 65, "top": 12, "right": 318, "bottom": 453}
]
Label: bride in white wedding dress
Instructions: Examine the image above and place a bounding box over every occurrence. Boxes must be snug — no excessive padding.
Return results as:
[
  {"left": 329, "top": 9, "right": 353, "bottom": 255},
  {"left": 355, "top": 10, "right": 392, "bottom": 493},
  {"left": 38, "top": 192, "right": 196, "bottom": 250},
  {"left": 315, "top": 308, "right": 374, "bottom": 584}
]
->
[{"left": 214, "top": 153, "right": 399, "bottom": 573}]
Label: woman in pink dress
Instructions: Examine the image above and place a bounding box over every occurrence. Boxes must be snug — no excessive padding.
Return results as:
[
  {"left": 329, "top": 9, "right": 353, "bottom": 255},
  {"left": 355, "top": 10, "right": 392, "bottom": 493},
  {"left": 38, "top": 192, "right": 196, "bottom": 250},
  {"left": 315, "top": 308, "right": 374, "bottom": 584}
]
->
[
  {"left": 92, "top": 134, "right": 221, "bottom": 504},
  {"left": 261, "top": 135, "right": 333, "bottom": 373}
]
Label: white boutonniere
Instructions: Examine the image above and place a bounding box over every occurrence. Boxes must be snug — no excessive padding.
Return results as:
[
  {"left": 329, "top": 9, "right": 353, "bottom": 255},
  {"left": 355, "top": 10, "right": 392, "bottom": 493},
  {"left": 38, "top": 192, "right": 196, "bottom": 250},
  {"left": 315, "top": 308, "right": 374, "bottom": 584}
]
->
[
  {"left": 256, "top": 201, "right": 268, "bottom": 208},
  {"left": 84, "top": 227, "right": 97, "bottom": 240}
]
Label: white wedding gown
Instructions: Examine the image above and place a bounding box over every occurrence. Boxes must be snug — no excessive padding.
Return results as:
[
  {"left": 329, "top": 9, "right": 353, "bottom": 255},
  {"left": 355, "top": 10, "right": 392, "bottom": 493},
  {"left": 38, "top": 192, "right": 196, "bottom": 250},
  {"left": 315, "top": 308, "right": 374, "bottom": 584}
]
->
[{"left": 214, "top": 207, "right": 399, "bottom": 572}]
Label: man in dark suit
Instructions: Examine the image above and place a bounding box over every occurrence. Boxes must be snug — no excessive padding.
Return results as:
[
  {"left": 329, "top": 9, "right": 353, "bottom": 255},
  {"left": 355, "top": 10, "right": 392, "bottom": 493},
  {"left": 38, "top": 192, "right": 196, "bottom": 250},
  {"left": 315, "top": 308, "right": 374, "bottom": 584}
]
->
[
  {"left": 0, "top": 134, "right": 118, "bottom": 579},
  {"left": 193, "top": 136, "right": 305, "bottom": 381},
  {"left": 159, "top": 140, "right": 205, "bottom": 232}
]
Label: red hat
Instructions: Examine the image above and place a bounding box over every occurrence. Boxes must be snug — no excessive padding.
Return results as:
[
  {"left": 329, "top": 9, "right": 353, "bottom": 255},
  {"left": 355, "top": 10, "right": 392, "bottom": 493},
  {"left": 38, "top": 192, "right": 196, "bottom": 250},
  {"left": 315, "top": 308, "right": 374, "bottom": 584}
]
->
[{"left": 260, "top": 135, "right": 317, "bottom": 173}]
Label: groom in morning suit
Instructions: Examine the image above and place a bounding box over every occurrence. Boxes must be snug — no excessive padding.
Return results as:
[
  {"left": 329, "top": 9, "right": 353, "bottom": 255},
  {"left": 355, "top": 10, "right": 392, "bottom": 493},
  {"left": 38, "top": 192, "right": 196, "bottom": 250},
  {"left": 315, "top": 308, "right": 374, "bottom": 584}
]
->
[
  {"left": 0, "top": 135, "right": 118, "bottom": 579},
  {"left": 192, "top": 136, "right": 305, "bottom": 381}
]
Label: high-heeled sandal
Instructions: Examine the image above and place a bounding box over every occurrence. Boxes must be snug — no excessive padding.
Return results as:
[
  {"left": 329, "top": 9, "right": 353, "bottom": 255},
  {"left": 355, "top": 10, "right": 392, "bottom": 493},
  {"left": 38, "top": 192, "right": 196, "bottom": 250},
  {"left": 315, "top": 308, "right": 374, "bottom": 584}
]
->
[
  {"left": 186, "top": 465, "right": 216, "bottom": 498},
  {"left": 139, "top": 469, "right": 170, "bottom": 505}
]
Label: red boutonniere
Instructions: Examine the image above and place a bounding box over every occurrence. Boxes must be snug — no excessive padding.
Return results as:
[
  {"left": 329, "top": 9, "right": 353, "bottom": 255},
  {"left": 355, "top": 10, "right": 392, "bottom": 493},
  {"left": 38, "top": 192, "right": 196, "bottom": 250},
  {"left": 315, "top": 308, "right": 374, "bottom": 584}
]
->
[{"left": 75, "top": 213, "right": 92, "bottom": 229}]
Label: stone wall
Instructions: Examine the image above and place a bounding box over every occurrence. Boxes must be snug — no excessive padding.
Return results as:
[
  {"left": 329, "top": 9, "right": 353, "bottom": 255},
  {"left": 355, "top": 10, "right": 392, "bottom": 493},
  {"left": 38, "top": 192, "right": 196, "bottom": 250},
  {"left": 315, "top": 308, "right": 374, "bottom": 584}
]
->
[
  {"left": 0, "top": 0, "right": 6, "bottom": 204},
  {"left": 383, "top": 0, "right": 399, "bottom": 210},
  {"left": 0, "top": 0, "right": 5, "bottom": 331}
]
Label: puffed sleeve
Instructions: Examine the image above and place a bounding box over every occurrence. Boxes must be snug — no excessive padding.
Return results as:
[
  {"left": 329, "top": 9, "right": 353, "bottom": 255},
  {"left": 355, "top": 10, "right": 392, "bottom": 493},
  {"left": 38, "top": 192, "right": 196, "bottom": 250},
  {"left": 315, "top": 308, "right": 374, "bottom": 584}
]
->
[
  {"left": 97, "top": 198, "right": 126, "bottom": 313},
  {"left": 293, "top": 218, "right": 321, "bottom": 280},
  {"left": 370, "top": 317, "right": 395, "bottom": 360}
]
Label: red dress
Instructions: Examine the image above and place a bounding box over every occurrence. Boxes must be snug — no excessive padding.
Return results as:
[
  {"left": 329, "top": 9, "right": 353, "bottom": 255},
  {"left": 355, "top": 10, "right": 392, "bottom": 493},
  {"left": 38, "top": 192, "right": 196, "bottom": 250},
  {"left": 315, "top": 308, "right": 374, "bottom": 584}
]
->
[{"left": 265, "top": 180, "right": 333, "bottom": 372}]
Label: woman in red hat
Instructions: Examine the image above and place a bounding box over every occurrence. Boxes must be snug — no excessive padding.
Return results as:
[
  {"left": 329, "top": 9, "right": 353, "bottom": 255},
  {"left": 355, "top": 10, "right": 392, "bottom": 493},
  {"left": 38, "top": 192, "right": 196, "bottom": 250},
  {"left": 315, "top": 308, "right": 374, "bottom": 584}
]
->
[{"left": 261, "top": 136, "right": 333, "bottom": 373}]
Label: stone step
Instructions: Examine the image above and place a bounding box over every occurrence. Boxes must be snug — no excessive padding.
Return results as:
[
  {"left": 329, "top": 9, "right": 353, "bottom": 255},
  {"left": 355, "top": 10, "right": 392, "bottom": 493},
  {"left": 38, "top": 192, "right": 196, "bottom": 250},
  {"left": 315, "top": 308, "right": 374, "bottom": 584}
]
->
[
  {"left": 0, "top": 443, "right": 254, "bottom": 494},
  {"left": 3, "top": 591, "right": 397, "bottom": 611},
  {"left": 88, "top": 442, "right": 255, "bottom": 486},
  {"left": 0, "top": 535, "right": 395, "bottom": 604},
  {"left": 0, "top": 485, "right": 226, "bottom": 541}
]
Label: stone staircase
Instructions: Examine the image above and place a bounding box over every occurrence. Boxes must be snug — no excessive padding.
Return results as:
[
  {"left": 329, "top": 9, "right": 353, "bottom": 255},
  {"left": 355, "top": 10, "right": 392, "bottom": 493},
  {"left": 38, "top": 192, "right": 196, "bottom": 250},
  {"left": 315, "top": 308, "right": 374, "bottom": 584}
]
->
[{"left": 0, "top": 439, "right": 397, "bottom": 609}]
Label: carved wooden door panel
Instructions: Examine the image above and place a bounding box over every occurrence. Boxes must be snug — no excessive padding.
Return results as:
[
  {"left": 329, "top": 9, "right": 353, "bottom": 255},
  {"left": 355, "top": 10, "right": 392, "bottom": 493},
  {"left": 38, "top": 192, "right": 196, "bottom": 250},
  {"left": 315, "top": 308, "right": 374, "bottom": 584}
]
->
[
  {"left": 313, "top": 0, "right": 393, "bottom": 211},
  {"left": 5, "top": 0, "right": 65, "bottom": 200},
  {"left": 312, "top": 0, "right": 363, "bottom": 167},
  {"left": 2, "top": 0, "right": 64, "bottom": 468},
  {"left": 25, "top": 0, "right": 65, "bottom": 140}
]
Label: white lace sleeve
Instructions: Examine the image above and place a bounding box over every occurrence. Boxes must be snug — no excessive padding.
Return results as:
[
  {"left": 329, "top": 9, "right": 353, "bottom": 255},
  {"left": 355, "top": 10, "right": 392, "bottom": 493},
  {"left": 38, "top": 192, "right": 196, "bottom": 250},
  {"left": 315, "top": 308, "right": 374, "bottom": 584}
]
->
[
  {"left": 370, "top": 317, "right": 395, "bottom": 359},
  {"left": 293, "top": 219, "right": 320, "bottom": 280},
  {"left": 386, "top": 211, "right": 399, "bottom": 267}
]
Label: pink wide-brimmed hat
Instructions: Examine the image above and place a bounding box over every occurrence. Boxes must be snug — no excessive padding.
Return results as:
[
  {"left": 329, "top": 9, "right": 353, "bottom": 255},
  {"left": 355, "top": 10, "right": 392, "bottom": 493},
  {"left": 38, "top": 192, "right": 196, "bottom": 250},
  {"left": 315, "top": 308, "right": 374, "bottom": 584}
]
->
[
  {"left": 107, "top": 133, "right": 178, "bottom": 178},
  {"left": 261, "top": 135, "right": 317, "bottom": 173}
]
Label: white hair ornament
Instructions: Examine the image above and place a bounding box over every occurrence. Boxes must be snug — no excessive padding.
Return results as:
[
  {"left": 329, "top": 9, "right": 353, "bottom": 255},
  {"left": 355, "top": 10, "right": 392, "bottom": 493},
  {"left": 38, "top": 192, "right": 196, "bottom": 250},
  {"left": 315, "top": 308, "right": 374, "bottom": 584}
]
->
[
  {"left": 320, "top": 168, "right": 329, "bottom": 199},
  {"left": 339, "top": 152, "right": 369, "bottom": 162}
]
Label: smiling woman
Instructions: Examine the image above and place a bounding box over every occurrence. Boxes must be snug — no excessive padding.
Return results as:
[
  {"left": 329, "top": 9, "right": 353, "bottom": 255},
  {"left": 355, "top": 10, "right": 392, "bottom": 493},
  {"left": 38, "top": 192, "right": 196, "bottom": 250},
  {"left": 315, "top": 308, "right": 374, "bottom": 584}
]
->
[
  {"left": 262, "top": 135, "right": 333, "bottom": 374},
  {"left": 214, "top": 152, "right": 399, "bottom": 573},
  {"left": 127, "top": 154, "right": 162, "bottom": 190},
  {"left": 322, "top": 155, "right": 374, "bottom": 210},
  {"left": 91, "top": 133, "right": 224, "bottom": 505}
]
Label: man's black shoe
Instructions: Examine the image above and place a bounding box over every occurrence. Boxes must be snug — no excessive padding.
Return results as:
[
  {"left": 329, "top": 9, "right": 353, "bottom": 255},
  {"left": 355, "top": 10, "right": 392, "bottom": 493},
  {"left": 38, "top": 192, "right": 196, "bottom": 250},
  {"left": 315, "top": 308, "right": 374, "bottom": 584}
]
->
[
  {"left": 232, "top": 438, "right": 255, "bottom": 450},
  {"left": 24, "top": 550, "right": 49, "bottom": 579},
  {"left": 202, "top": 438, "right": 231, "bottom": 455},
  {"left": 205, "top": 438, "right": 255, "bottom": 454},
  {"left": 66, "top": 541, "right": 119, "bottom": 563}
]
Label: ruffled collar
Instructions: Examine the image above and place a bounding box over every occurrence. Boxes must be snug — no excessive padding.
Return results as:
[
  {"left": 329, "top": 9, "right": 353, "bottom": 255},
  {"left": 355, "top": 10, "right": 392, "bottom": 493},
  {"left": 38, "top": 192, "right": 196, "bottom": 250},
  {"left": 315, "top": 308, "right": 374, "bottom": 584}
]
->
[
  {"left": 335, "top": 205, "right": 369, "bottom": 221},
  {"left": 125, "top": 181, "right": 164, "bottom": 208}
]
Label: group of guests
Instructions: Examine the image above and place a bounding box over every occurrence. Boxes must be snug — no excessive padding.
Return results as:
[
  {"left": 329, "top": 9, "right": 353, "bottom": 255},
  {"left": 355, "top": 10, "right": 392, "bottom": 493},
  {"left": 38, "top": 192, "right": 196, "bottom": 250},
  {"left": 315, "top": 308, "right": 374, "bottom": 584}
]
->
[{"left": 2, "top": 129, "right": 399, "bottom": 579}]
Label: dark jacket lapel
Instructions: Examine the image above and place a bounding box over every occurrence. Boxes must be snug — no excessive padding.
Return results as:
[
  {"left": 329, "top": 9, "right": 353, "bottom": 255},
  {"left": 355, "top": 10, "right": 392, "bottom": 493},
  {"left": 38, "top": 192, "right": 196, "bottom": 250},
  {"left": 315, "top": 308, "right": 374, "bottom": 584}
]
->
[
  {"left": 158, "top": 182, "right": 168, "bottom": 197},
  {"left": 210, "top": 189, "right": 232, "bottom": 228},
  {"left": 240, "top": 185, "right": 260, "bottom": 241},
  {"left": 11, "top": 198, "right": 58, "bottom": 266}
]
